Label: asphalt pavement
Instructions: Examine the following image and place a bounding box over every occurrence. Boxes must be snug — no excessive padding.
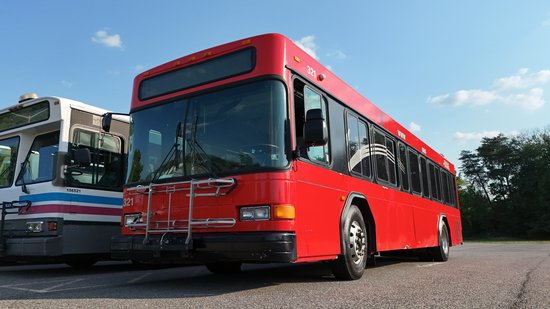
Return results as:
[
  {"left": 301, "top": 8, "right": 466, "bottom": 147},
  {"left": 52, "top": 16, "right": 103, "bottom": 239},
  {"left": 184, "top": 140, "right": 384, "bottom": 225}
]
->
[{"left": 0, "top": 242, "right": 549, "bottom": 308}]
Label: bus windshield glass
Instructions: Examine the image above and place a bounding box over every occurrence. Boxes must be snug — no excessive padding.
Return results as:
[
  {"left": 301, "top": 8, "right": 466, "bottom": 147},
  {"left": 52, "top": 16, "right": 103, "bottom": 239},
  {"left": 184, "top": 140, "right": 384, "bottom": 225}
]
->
[
  {"left": 0, "top": 136, "right": 20, "bottom": 188},
  {"left": 0, "top": 101, "right": 50, "bottom": 133},
  {"left": 127, "top": 79, "right": 288, "bottom": 184}
]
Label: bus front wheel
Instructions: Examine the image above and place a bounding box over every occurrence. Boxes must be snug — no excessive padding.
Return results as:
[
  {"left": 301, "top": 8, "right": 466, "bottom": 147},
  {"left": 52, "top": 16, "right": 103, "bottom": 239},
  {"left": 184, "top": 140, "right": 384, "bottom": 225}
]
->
[{"left": 331, "top": 205, "right": 367, "bottom": 280}]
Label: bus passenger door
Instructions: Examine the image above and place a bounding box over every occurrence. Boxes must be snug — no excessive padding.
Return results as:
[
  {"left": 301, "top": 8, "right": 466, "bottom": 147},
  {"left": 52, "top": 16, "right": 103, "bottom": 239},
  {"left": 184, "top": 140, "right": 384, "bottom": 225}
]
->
[{"left": 292, "top": 78, "right": 344, "bottom": 259}]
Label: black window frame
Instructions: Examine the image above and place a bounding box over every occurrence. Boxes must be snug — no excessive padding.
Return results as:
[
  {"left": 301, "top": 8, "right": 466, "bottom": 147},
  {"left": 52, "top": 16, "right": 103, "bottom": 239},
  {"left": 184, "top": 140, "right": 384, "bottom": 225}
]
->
[
  {"left": 372, "top": 128, "right": 398, "bottom": 187},
  {"left": 408, "top": 149, "right": 422, "bottom": 195},
  {"left": 293, "top": 78, "right": 331, "bottom": 167},
  {"left": 0, "top": 100, "right": 50, "bottom": 133},
  {"left": 397, "top": 142, "right": 410, "bottom": 192},
  {"left": 66, "top": 128, "right": 126, "bottom": 191},
  {"left": 16, "top": 130, "right": 60, "bottom": 186},
  {"left": 345, "top": 111, "right": 372, "bottom": 179},
  {"left": 420, "top": 156, "right": 430, "bottom": 198}
]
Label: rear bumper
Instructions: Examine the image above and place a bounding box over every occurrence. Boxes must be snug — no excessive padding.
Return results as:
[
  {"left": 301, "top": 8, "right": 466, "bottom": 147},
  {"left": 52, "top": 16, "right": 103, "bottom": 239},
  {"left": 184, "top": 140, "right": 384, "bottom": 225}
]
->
[{"left": 111, "top": 232, "right": 297, "bottom": 264}]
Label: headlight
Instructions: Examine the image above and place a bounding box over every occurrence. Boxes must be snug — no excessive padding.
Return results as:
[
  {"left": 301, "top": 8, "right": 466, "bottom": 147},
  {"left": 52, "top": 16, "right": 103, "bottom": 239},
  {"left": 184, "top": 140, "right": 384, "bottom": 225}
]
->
[
  {"left": 124, "top": 213, "right": 142, "bottom": 226},
  {"left": 26, "top": 221, "right": 43, "bottom": 233},
  {"left": 240, "top": 206, "right": 270, "bottom": 221}
]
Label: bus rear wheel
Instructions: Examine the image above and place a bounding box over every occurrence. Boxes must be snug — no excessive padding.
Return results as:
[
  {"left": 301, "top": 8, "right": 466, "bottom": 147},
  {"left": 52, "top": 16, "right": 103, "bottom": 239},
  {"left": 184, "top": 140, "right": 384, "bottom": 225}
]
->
[
  {"left": 205, "top": 262, "right": 242, "bottom": 274},
  {"left": 65, "top": 257, "right": 98, "bottom": 269},
  {"left": 431, "top": 221, "right": 450, "bottom": 262},
  {"left": 331, "top": 205, "right": 367, "bottom": 280}
]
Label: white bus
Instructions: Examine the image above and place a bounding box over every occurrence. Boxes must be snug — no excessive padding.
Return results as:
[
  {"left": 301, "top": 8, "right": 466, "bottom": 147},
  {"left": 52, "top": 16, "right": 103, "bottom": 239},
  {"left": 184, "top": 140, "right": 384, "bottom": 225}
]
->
[{"left": 0, "top": 93, "right": 129, "bottom": 267}]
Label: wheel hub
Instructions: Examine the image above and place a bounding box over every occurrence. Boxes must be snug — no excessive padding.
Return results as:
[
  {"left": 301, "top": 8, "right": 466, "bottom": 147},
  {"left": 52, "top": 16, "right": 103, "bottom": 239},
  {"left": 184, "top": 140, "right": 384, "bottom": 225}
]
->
[{"left": 349, "top": 220, "right": 366, "bottom": 265}]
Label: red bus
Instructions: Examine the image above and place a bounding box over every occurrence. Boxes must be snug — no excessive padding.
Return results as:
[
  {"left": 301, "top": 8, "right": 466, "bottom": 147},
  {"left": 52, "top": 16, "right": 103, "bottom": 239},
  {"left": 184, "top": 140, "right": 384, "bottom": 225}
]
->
[{"left": 107, "top": 33, "right": 462, "bottom": 280}]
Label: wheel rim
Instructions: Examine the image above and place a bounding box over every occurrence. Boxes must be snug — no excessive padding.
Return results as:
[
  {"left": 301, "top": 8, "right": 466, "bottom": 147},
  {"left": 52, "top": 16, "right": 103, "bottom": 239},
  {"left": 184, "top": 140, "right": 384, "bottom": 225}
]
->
[
  {"left": 441, "top": 227, "right": 449, "bottom": 256},
  {"left": 348, "top": 220, "right": 366, "bottom": 265}
]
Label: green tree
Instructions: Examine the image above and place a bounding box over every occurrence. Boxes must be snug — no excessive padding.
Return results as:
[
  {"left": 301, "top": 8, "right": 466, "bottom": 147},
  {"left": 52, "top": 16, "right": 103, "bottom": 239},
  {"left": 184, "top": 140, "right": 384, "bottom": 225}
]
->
[{"left": 459, "top": 129, "right": 550, "bottom": 239}]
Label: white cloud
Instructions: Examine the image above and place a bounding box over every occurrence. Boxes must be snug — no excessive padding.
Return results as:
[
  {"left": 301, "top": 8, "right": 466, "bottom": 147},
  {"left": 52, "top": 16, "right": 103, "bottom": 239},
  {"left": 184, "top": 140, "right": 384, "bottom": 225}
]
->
[
  {"left": 133, "top": 65, "right": 144, "bottom": 72},
  {"left": 92, "top": 29, "right": 123, "bottom": 49},
  {"left": 294, "top": 35, "right": 319, "bottom": 60},
  {"left": 428, "top": 68, "right": 549, "bottom": 111},
  {"left": 326, "top": 50, "right": 347, "bottom": 59},
  {"left": 409, "top": 122, "right": 421, "bottom": 132},
  {"left": 428, "top": 89, "right": 499, "bottom": 107},
  {"left": 492, "top": 68, "right": 550, "bottom": 91},
  {"left": 61, "top": 80, "right": 73, "bottom": 88},
  {"left": 505, "top": 88, "right": 545, "bottom": 111},
  {"left": 453, "top": 131, "right": 501, "bottom": 143}
]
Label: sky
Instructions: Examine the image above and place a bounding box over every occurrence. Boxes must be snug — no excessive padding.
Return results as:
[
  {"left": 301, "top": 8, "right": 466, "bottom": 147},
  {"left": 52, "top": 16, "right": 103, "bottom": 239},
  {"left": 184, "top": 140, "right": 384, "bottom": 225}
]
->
[{"left": 1, "top": 1, "right": 550, "bottom": 170}]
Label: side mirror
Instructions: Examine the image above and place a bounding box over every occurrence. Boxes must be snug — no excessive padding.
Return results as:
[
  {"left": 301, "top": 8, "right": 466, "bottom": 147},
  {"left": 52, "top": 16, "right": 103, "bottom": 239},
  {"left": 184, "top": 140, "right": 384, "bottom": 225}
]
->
[
  {"left": 303, "top": 108, "right": 328, "bottom": 147},
  {"left": 102, "top": 113, "right": 113, "bottom": 132},
  {"left": 73, "top": 148, "right": 91, "bottom": 166}
]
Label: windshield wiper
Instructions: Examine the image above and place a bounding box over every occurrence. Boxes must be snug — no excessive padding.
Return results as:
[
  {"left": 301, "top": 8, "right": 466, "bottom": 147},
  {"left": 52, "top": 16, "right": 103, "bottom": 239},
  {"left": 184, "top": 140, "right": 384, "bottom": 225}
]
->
[
  {"left": 18, "top": 161, "right": 30, "bottom": 194},
  {"left": 188, "top": 111, "right": 219, "bottom": 179},
  {"left": 149, "top": 122, "right": 183, "bottom": 182}
]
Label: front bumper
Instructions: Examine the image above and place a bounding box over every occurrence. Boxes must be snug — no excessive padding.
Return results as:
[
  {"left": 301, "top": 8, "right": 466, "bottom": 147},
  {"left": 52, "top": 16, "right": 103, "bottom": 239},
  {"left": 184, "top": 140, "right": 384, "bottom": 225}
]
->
[{"left": 111, "top": 232, "right": 297, "bottom": 264}]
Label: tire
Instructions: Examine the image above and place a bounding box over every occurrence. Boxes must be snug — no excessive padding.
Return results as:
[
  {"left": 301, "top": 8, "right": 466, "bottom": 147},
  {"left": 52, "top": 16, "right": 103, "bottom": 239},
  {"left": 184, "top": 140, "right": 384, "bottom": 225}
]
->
[
  {"left": 331, "top": 205, "right": 367, "bottom": 280},
  {"left": 65, "top": 257, "right": 98, "bottom": 269},
  {"left": 205, "top": 262, "right": 242, "bottom": 274},
  {"left": 431, "top": 220, "right": 450, "bottom": 262}
]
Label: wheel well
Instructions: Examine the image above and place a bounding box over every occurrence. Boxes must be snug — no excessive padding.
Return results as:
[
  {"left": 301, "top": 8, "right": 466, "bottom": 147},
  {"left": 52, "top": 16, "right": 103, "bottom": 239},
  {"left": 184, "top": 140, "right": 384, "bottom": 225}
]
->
[{"left": 349, "top": 196, "right": 377, "bottom": 255}]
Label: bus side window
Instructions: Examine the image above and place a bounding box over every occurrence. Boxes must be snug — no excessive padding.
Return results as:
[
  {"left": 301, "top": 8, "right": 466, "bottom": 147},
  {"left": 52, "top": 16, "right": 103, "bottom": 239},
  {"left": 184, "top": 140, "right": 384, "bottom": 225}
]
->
[
  {"left": 441, "top": 170, "right": 451, "bottom": 204},
  {"left": 67, "top": 128, "right": 124, "bottom": 190},
  {"left": 420, "top": 156, "right": 430, "bottom": 198},
  {"left": 398, "top": 143, "right": 410, "bottom": 191},
  {"left": 294, "top": 79, "right": 330, "bottom": 164},
  {"left": 428, "top": 162, "right": 440, "bottom": 200},
  {"left": 373, "top": 129, "right": 397, "bottom": 186},
  {"left": 408, "top": 149, "right": 422, "bottom": 194},
  {"left": 347, "top": 113, "right": 371, "bottom": 177}
]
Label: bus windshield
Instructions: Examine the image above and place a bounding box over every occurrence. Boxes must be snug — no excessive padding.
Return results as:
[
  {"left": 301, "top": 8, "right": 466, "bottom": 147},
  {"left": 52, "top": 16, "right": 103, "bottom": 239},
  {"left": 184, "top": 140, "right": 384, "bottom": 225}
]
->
[
  {"left": 127, "top": 79, "right": 288, "bottom": 184},
  {"left": 0, "top": 136, "right": 20, "bottom": 188}
]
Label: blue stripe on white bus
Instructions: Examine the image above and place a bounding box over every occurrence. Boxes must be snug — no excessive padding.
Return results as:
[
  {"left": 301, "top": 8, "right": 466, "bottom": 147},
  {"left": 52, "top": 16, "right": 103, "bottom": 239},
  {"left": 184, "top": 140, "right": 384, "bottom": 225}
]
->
[{"left": 18, "top": 192, "right": 122, "bottom": 206}]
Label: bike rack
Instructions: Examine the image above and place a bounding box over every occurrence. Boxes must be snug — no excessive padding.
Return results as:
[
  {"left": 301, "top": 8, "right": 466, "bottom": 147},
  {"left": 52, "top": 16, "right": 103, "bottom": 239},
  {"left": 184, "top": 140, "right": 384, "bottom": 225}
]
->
[
  {"left": 0, "top": 200, "right": 32, "bottom": 257},
  {"left": 124, "top": 178, "right": 237, "bottom": 249}
]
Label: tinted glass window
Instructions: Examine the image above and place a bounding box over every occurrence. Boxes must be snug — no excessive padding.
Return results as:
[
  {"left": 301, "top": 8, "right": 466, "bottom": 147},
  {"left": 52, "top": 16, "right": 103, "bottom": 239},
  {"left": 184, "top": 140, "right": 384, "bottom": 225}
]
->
[
  {"left": 128, "top": 80, "right": 288, "bottom": 183},
  {"left": 294, "top": 80, "right": 330, "bottom": 165},
  {"left": 66, "top": 129, "right": 125, "bottom": 190},
  {"left": 0, "top": 136, "right": 20, "bottom": 188},
  {"left": 0, "top": 101, "right": 50, "bottom": 133},
  {"left": 386, "top": 138, "right": 397, "bottom": 185},
  {"left": 347, "top": 114, "right": 371, "bottom": 177},
  {"left": 373, "top": 130, "right": 397, "bottom": 185},
  {"left": 441, "top": 171, "right": 451, "bottom": 204},
  {"left": 420, "top": 157, "right": 430, "bottom": 197},
  {"left": 139, "top": 48, "right": 255, "bottom": 100},
  {"left": 358, "top": 120, "right": 371, "bottom": 177},
  {"left": 374, "top": 131, "right": 388, "bottom": 182},
  {"left": 17, "top": 131, "right": 59, "bottom": 185},
  {"left": 398, "top": 143, "right": 409, "bottom": 191},
  {"left": 429, "top": 162, "right": 440, "bottom": 200},
  {"left": 408, "top": 150, "right": 421, "bottom": 194}
]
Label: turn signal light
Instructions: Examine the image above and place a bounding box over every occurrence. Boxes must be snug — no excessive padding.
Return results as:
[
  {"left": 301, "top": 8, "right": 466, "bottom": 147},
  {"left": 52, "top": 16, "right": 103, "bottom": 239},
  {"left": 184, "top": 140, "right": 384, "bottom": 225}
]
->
[{"left": 274, "top": 204, "right": 295, "bottom": 220}]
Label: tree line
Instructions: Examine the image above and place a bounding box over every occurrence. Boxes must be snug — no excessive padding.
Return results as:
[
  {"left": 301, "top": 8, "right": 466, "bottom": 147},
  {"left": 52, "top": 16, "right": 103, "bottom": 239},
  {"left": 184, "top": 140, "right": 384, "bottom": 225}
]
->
[{"left": 458, "top": 129, "right": 550, "bottom": 239}]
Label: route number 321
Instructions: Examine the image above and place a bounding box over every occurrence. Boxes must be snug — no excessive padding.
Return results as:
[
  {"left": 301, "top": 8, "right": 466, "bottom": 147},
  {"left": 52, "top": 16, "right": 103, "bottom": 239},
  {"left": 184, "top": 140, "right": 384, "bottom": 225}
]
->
[{"left": 307, "top": 65, "right": 317, "bottom": 79}]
